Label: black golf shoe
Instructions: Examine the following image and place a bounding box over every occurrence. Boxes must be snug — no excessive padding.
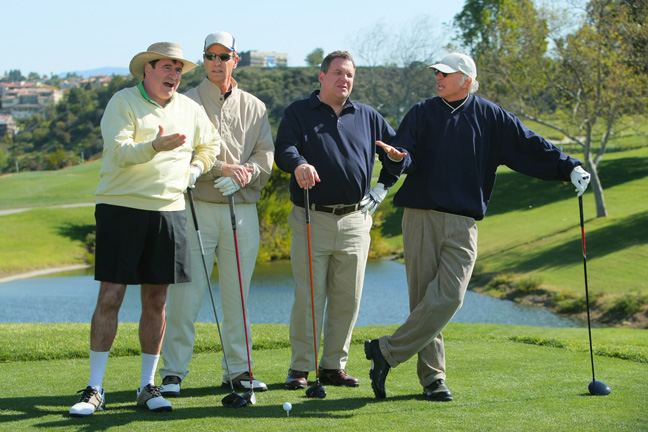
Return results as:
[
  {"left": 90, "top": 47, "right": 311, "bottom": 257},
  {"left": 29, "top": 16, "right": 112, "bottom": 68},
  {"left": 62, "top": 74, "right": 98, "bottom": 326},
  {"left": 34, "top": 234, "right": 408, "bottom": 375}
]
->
[
  {"left": 422, "top": 379, "right": 453, "bottom": 401},
  {"left": 364, "top": 339, "right": 390, "bottom": 399}
]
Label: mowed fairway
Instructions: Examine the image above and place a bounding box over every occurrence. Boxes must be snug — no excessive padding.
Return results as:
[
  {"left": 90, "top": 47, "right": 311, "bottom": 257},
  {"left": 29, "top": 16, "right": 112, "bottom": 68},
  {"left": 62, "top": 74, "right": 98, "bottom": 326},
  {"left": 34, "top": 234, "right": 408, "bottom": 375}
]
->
[{"left": 0, "top": 324, "right": 646, "bottom": 431}]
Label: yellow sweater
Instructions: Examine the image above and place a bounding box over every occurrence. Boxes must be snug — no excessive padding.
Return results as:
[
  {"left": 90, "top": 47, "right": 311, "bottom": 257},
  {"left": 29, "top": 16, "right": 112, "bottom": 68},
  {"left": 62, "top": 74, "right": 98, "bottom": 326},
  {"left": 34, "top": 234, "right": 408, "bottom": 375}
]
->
[{"left": 96, "top": 86, "right": 220, "bottom": 211}]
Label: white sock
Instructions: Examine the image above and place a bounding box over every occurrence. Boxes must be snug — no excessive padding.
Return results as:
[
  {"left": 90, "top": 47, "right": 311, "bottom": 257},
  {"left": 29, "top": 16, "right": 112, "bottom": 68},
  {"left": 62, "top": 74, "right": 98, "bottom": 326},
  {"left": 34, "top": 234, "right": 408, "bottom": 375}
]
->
[
  {"left": 140, "top": 353, "right": 160, "bottom": 391},
  {"left": 88, "top": 350, "right": 110, "bottom": 392}
]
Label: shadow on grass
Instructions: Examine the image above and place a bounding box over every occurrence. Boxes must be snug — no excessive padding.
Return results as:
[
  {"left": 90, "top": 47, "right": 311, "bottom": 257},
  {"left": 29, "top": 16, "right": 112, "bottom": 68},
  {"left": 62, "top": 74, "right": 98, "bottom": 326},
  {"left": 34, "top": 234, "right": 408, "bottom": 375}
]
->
[
  {"left": 55, "top": 223, "right": 95, "bottom": 243},
  {"left": 1, "top": 387, "right": 404, "bottom": 431},
  {"left": 493, "top": 210, "right": 648, "bottom": 273}
]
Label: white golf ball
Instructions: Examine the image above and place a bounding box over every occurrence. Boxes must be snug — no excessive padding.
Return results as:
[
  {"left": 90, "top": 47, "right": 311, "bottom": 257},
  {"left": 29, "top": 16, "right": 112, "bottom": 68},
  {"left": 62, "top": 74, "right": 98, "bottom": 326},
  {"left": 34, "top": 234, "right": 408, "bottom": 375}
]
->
[{"left": 283, "top": 402, "right": 292, "bottom": 411}]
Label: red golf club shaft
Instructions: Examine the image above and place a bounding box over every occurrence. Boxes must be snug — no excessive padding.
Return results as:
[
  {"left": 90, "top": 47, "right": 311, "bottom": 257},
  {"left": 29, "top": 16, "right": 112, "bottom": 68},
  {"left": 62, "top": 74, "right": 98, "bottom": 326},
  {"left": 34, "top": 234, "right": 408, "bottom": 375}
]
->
[
  {"left": 228, "top": 196, "right": 254, "bottom": 386},
  {"left": 304, "top": 188, "right": 320, "bottom": 378}
]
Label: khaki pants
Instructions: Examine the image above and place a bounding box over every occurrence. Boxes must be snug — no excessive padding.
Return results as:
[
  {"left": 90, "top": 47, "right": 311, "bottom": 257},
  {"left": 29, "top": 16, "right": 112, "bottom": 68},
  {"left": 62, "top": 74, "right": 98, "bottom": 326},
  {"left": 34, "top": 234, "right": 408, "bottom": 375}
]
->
[
  {"left": 161, "top": 200, "right": 260, "bottom": 382},
  {"left": 288, "top": 205, "right": 372, "bottom": 371},
  {"left": 379, "top": 208, "right": 477, "bottom": 387}
]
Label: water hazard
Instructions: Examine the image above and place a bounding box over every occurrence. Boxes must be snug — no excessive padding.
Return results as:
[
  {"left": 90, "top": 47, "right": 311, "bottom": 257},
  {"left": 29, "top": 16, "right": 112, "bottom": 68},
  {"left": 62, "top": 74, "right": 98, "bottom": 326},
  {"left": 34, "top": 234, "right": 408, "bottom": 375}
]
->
[{"left": 0, "top": 260, "right": 582, "bottom": 328}]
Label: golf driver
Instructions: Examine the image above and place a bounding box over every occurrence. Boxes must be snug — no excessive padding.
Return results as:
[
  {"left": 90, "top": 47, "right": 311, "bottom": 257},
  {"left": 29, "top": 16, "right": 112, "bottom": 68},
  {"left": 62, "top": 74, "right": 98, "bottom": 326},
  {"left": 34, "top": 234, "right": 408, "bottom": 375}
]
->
[
  {"left": 303, "top": 188, "right": 327, "bottom": 399},
  {"left": 186, "top": 188, "right": 249, "bottom": 408},
  {"left": 578, "top": 195, "right": 611, "bottom": 396},
  {"left": 227, "top": 195, "right": 256, "bottom": 405}
]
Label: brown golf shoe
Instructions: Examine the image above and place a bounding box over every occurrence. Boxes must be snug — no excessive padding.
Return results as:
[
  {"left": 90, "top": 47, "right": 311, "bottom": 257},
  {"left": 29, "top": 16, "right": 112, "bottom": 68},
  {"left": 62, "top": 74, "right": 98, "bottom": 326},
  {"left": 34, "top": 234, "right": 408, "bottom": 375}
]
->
[
  {"left": 318, "top": 368, "right": 359, "bottom": 387},
  {"left": 285, "top": 369, "right": 309, "bottom": 389}
]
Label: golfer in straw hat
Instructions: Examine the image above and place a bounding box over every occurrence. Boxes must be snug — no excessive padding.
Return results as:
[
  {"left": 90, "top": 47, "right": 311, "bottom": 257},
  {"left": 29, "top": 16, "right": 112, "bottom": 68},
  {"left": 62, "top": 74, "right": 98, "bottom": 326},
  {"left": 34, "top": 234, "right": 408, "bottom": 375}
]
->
[{"left": 69, "top": 42, "right": 221, "bottom": 417}]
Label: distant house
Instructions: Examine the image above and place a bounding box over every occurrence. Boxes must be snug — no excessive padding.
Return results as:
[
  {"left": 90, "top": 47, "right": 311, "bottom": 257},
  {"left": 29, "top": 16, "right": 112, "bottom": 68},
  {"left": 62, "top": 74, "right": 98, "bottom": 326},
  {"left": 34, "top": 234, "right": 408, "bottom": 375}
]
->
[
  {"left": 60, "top": 75, "right": 113, "bottom": 90},
  {"left": 0, "top": 82, "right": 63, "bottom": 119},
  {"left": 238, "top": 50, "right": 288, "bottom": 68},
  {"left": 0, "top": 114, "right": 18, "bottom": 138}
]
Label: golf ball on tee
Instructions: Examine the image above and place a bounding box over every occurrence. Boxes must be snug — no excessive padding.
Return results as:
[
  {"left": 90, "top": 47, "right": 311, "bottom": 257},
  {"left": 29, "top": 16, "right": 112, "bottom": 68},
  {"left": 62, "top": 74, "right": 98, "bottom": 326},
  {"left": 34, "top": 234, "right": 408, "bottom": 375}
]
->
[{"left": 283, "top": 402, "right": 292, "bottom": 415}]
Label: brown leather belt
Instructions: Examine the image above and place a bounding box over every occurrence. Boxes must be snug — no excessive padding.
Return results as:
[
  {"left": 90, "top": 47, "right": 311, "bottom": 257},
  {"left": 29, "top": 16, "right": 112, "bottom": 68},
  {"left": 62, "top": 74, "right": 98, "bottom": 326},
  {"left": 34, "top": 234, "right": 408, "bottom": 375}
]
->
[{"left": 294, "top": 202, "right": 361, "bottom": 216}]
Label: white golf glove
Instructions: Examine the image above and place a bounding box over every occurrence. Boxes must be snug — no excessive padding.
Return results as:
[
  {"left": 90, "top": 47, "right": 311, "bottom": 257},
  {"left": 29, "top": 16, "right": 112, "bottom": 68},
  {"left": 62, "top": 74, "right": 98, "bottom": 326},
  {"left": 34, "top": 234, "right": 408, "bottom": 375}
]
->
[
  {"left": 188, "top": 165, "right": 202, "bottom": 188},
  {"left": 570, "top": 166, "right": 591, "bottom": 197},
  {"left": 360, "top": 183, "right": 388, "bottom": 216},
  {"left": 214, "top": 176, "right": 241, "bottom": 196}
]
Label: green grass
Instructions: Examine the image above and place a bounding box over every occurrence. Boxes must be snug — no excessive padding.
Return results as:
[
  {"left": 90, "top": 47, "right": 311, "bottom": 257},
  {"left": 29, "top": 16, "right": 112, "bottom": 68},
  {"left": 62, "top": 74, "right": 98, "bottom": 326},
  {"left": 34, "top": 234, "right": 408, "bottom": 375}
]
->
[
  {"left": 0, "top": 323, "right": 646, "bottom": 431},
  {"left": 476, "top": 147, "right": 648, "bottom": 297},
  {"left": 0, "top": 207, "right": 95, "bottom": 276},
  {"left": 0, "top": 160, "right": 100, "bottom": 210}
]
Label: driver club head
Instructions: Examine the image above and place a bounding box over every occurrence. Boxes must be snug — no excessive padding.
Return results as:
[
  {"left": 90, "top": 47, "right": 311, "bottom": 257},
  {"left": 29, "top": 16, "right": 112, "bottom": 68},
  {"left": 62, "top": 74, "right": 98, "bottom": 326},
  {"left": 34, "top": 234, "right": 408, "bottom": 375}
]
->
[
  {"left": 305, "top": 382, "right": 327, "bottom": 398},
  {"left": 243, "top": 391, "right": 257, "bottom": 405},
  {"left": 222, "top": 392, "right": 249, "bottom": 408},
  {"left": 588, "top": 380, "right": 611, "bottom": 396}
]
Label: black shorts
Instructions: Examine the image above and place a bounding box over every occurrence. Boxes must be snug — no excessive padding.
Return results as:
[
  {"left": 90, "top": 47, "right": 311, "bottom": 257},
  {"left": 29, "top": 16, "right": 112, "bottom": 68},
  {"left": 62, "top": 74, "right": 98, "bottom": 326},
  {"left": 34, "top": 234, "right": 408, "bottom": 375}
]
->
[{"left": 94, "top": 204, "right": 190, "bottom": 285}]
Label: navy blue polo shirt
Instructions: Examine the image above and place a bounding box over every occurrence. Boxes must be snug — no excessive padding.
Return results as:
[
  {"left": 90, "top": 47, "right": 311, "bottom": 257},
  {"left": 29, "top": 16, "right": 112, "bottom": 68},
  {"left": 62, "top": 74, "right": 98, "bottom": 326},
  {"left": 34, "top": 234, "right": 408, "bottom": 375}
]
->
[
  {"left": 275, "top": 90, "right": 397, "bottom": 206},
  {"left": 384, "top": 95, "right": 582, "bottom": 220}
]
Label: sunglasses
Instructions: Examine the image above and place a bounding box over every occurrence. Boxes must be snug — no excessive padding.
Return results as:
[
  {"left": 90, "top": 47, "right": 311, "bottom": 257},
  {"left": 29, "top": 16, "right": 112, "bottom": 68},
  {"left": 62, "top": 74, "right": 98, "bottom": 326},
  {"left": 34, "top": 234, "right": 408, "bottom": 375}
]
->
[
  {"left": 204, "top": 52, "right": 234, "bottom": 62},
  {"left": 433, "top": 69, "right": 449, "bottom": 78}
]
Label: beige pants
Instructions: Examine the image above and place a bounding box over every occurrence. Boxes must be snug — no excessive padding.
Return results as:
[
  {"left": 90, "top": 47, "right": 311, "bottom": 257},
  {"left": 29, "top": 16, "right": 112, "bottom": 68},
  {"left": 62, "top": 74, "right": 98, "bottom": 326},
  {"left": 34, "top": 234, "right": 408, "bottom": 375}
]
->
[
  {"left": 379, "top": 208, "right": 478, "bottom": 387},
  {"left": 161, "top": 200, "right": 260, "bottom": 382},
  {"left": 288, "top": 205, "right": 372, "bottom": 371}
]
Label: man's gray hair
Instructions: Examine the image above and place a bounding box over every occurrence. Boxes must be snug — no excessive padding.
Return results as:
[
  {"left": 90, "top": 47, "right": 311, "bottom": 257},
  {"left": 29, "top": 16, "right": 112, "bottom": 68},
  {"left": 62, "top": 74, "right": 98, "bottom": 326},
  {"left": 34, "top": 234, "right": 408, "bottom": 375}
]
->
[{"left": 461, "top": 74, "right": 480, "bottom": 94}]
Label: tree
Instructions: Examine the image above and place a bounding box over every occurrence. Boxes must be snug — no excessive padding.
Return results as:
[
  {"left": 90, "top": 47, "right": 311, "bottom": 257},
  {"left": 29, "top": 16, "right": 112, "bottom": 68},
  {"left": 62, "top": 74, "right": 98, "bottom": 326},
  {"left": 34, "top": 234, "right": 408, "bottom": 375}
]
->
[
  {"left": 351, "top": 16, "right": 443, "bottom": 125},
  {"left": 4, "top": 69, "right": 24, "bottom": 82},
  {"left": 305, "top": 48, "right": 324, "bottom": 67},
  {"left": 549, "top": 0, "right": 648, "bottom": 217},
  {"left": 454, "top": 0, "right": 552, "bottom": 112},
  {"left": 454, "top": 0, "right": 648, "bottom": 218}
]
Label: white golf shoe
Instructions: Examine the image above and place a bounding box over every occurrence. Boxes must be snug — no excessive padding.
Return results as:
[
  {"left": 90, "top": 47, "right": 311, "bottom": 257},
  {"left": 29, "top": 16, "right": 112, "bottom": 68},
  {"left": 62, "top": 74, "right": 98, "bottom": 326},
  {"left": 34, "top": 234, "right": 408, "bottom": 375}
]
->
[
  {"left": 137, "top": 384, "right": 172, "bottom": 412},
  {"left": 69, "top": 386, "right": 105, "bottom": 417},
  {"left": 223, "top": 371, "right": 268, "bottom": 392},
  {"left": 160, "top": 375, "right": 181, "bottom": 397}
]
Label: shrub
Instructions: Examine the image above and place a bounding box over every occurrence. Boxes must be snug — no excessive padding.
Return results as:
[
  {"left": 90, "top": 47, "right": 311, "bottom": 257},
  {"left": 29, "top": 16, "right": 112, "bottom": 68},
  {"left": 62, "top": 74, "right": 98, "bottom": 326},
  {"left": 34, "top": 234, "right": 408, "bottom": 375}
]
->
[
  {"left": 600, "top": 294, "right": 648, "bottom": 323},
  {"left": 487, "top": 272, "right": 516, "bottom": 290},
  {"left": 556, "top": 296, "right": 588, "bottom": 314},
  {"left": 514, "top": 275, "right": 543, "bottom": 293},
  {"left": 84, "top": 232, "right": 96, "bottom": 266}
]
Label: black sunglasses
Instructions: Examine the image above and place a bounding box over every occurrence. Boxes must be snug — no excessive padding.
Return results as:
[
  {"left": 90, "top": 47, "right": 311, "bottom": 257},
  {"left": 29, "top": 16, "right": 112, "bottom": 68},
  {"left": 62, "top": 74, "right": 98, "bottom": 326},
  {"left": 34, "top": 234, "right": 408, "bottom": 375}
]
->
[
  {"left": 433, "top": 69, "right": 449, "bottom": 78},
  {"left": 204, "top": 52, "right": 234, "bottom": 62}
]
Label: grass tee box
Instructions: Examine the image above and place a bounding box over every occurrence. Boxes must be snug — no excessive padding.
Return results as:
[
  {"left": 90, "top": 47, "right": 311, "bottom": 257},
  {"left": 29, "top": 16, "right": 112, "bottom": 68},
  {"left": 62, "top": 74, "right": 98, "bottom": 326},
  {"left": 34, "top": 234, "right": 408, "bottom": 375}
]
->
[{"left": 0, "top": 324, "right": 646, "bottom": 431}]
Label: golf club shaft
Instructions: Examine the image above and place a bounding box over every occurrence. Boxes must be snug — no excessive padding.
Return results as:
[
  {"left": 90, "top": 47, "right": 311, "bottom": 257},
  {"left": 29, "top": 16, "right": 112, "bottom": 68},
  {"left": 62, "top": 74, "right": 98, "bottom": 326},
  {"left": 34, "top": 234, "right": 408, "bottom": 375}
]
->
[
  {"left": 304, "top": 188, "right": 320, "bottom": 379},
  {"left": 187, "top": 188, "right": 237, "bottom": 394},
  {"left": 579, "top": 195, "right": 597, "bottom": 383},
  {"left": 228, "top": 195, "right": 255, "bottom": 393}
]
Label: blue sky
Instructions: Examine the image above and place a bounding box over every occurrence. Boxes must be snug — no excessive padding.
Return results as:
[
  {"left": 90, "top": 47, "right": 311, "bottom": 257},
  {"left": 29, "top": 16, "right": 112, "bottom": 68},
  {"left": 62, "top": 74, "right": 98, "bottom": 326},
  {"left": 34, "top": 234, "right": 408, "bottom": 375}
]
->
[{"left": 3, "top": 0, "right": 465, "bottom": 76}]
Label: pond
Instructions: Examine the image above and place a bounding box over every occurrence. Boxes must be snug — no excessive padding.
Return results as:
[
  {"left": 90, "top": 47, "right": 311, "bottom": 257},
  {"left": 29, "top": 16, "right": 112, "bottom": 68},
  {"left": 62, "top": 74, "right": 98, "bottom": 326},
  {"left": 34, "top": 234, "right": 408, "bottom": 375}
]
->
[{"left": 0, "top": 260, "right": 583, "bottom": 328}]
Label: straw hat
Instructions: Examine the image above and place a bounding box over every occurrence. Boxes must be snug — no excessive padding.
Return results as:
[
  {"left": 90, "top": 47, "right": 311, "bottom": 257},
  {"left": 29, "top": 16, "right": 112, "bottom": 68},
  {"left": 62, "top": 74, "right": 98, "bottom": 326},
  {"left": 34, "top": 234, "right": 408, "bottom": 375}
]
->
[{"left": 129, "top": 42, "right": 198, "bottom": 80}]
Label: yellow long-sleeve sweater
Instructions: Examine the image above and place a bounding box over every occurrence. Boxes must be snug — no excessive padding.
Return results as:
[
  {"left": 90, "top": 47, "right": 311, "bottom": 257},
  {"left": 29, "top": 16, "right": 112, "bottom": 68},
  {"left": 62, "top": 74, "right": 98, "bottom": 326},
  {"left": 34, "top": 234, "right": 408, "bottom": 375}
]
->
[{"left": 96, "top": 86, "right": 220, "bottom": 211}]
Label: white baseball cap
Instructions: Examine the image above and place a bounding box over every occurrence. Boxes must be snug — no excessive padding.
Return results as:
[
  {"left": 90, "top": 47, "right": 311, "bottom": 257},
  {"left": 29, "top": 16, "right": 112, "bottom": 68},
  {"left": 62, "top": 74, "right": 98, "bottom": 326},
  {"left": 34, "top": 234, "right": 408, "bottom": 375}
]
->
[
  {"left": 428, "top": 53, "right": 477, "bottom": 79},
  {"left": 204, "top": 31, "right": 236, "bottom": 52}
]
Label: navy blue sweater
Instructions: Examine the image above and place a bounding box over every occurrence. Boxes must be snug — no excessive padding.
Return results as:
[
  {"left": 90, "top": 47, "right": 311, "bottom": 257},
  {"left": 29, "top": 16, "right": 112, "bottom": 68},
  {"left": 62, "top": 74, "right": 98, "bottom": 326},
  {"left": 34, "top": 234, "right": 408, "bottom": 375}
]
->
[
  {"left": 387, "top": 95, "right": 582, "bottom": 220},
  {"left": 275, "top": 91, "right": 397, "bottom": 206}
]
